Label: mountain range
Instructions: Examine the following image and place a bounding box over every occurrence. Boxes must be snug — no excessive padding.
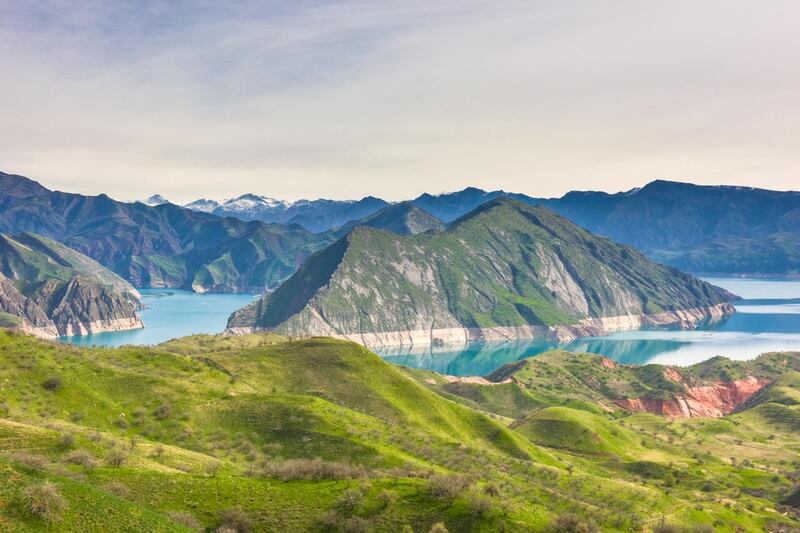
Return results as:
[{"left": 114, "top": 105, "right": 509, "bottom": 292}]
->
[
  {"left": 0, "top": 171, "right": 335, "bottom": 293},
  {"left": 180, "top": 180, "right": 800, "bottom": 276},
  {"left": 228, "top": 199, "right": 735, "bottom": 348},
  {"left": 0, "top": 232, "right": 143, "bottom": 337}
]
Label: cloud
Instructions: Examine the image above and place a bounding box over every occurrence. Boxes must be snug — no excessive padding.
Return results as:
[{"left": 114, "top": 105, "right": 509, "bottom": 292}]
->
[{"left": 1, "top": 0, "right": 800, "bottom": 202}]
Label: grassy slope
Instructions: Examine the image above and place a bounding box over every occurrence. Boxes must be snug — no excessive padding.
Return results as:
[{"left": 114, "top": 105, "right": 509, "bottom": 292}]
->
[{"left": 0, "top": 331, "right": 797, "bottom": 531}]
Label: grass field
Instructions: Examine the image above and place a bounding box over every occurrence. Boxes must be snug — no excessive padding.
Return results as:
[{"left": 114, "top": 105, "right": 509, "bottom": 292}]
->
[{"left": 0, "top": 329, "right": 797, "bottom": 531}]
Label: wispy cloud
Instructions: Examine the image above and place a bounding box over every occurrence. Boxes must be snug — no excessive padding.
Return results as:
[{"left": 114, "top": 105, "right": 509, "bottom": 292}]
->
[{"left": 1, "top": 0, "right": 800, "bottom": 201}]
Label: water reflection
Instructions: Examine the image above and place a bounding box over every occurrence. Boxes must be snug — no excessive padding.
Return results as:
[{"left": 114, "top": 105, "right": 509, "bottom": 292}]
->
[{"left": 378, "top": 278, "right": 800, "bottom": 376}]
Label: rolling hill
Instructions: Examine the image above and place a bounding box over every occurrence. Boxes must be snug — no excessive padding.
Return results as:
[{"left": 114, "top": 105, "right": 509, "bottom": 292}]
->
[{"left": 0, "top": 330, "right": 797, "bottom": 531}]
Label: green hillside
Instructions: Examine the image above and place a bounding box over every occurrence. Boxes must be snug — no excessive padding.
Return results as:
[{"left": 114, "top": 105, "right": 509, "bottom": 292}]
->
[
  {"left": 229, "top": 199, "right": 735, "bottom": 346},
  {"left": 0, "top": 330, "right": 797, "bottom": 531}
]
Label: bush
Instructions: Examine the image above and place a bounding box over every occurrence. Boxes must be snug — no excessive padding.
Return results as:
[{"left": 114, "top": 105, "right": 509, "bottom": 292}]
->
[
  {"left": 653, "top": 524, "right": 714, "bottom": 533},
  {"left": 336, "top": 488, "right": 363, "bottom": 516},
  {"left": 377, "top": 489, "right": 398, "bottom": 509},
  {"left": 467, "top": 491, "right": 494, "bottom": 516},
  {"left": 548, "top": 513, "right": 599, "bottom": 533},
  {"left": 104, "top": 481, "right": 129, "bottom": 497},
  {"left": 167, "top": 510, "right": 202, "bottom": 531},
  {"left": 63, "top": 449, "right": 98, "bottom": 468},
  {"left": 20, "top": 481, "right": 67, "bottom": 522},
  {"left": 218, "top": 507, "right": 252, "bottom": 533},
  {"left": 42, "top": 376, "right": 63, "bottom": 391},
  {"left": 342, "top": 516, "right": 371, "bottom": 533},
  {"left": 106, "top": 450, "right": 128, "bottom": 467},
  {"left": 59, "top": 432, "right": 75, "bottom": 448},
  {"left": 262, "top": 458, "right": 367, "bottom": 481},
  {"left": 152, "top": 403, "right": 173, "bottom": 420},
  {"left": 429, "top": 523, "right": 449, "bottom": 533},
  {"left": 428, "top": 474, "right": 472, "bottom": 506},
  {"left": 10, "top": 452, "right": 50, "bottom": 471}
]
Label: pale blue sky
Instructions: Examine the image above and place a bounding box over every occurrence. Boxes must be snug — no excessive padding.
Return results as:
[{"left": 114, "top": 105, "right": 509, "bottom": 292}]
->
[{"left": 1, "top": 1, "right": 799, "bottom": 201}]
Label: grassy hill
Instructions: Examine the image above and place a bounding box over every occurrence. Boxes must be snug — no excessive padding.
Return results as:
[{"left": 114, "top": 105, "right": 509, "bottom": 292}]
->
[{"left": 0, "top": 330, "right": 797, "bottom": 531}]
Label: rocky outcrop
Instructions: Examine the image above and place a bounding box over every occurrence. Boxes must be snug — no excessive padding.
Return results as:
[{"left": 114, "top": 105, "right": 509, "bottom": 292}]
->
[
  {"left": 0, "top": 233, "right": 144, "bottom": 338},
  {"left": 615, "top": 376, "right": 771, "bottom": 418},
  {"left": 0, "top": 275, "right": 144, "bottom": 338}
]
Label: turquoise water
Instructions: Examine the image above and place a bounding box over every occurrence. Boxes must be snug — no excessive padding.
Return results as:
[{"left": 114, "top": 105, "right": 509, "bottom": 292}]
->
[
  {"left": 378, "top": 278, "right": 800, "bottom": 375},
  {"left": 58, "top": 279, "right": 800, "bottom": 376},
  {"left": 59, "top": 289, "right": 257, "bottom": 347}
]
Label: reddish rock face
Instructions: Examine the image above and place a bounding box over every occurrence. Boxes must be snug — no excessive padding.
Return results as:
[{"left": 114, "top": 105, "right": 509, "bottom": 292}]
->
[{"left": 614, "top": 376, "right": 771, "bottom": 418}]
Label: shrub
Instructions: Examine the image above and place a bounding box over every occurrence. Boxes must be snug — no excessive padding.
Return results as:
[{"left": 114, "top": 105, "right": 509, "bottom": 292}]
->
[
  {"left": 653, "top": 525, "right": 714, "bottom": 533},
  {"left": 428, "top": 474, "right": 472, "bottom": 506},
  {"left": 20, "top": 481, "right": 67, "bottom": 522},
  {"left": 167, "top": 510, "right": 202, "bottom": 531},
  {"left": 63, "top": 449, "right": 98, "bottom": 468},
  {"left": 218, "top": 507, "right": 252, "bottom": 533},
  {"left": 59, "top": 432, "right": 75, "bottom": 448},
  {"left": 342, "top": 516, "right": 371, "bottom": 533},
  {"left": 377, "top": 489, "right": 398, "bottom": 509},
  {"left": 103, "top": 481, "right": 129, "bottom": 497},
  {"left": 106, "top": 450, "right": 128, "bottom": 467},
  {"left": 429, "top": 523, "right": 449, "bottom": 533},
  {"left": 10, "top": 452, "right": 50, "bottom": 471},
  {"left": 42, "top": 376, "right": 63, "bottom": 391},
  {"left": 262, "top": 458, "right": 366, "bottom": 481},
  {"left": 152, "top": 403, "right": 173, "bottom": 420},
  {"left": 318, "top": 509, "right": 341, "bottom": 529},
  {"left": 336, "top": 488, "right": 363, "bottom": 516},
  {"left": 467, "top": 491, "right": 494, "bottom": 516},
  {"left": 548, "top": 513, "right": 599, "bottom": 533}
]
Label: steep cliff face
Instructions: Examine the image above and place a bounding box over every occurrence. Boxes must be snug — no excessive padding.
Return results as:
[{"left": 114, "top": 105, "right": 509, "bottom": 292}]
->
[
  {"left": 228, "top": 199, "right": 736, "bottom": 348},
  {"left": 0, "top": 233, "right": 143, "bottom": 338}
]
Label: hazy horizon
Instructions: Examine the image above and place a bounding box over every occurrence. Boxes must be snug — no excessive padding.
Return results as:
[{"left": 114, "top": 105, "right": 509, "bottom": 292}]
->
[{"left": 3, "top": 1, "right": 800, "bottom": 202}]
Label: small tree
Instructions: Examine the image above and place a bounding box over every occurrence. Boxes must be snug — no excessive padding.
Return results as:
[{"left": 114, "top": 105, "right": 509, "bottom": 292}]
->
[
  {"left": 20, "top": 481, "right": 67, "bottom": 522},
  {"left": 428, "top": 474, "right": 471, "bottom": 507}
]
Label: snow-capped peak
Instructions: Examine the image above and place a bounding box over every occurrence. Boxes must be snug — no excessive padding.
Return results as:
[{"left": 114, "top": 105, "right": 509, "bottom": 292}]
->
[
  {"left": 139, "top": 194, "right": 171, "bottom": 206},
  {"left": 183, "top": 198, "right": 220, "bottom": 212}
]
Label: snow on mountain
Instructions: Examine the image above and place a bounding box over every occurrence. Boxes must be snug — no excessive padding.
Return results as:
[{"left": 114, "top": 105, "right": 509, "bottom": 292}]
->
[
  {"left": 183, "top": 198, "right": 220, "bottom": 212},
  {"left": 138, "top": 194, "right": 171, "bottom": 206}
]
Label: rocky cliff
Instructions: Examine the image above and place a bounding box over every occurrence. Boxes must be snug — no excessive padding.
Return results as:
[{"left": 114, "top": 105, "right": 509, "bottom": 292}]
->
[
  {"left": 0, "top": 233, "right": 143, "bottom": 337},
  {"left": 228, "top": 199, "right": 736, "bottom": 348}
]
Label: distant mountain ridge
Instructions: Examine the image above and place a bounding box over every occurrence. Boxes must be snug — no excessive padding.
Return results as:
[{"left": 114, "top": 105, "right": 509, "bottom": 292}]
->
[
  {"left": 183, "top": 193, "right": 390, "bottom": 232},
  {"left": 0, "top": 232, "right": 143, "bottom": 337},
  {"left": 0, "top": 171, "right": 334, "bottom": 293},
  {"left": 228, "top": 199, "right": 735, "bottom": 349}
]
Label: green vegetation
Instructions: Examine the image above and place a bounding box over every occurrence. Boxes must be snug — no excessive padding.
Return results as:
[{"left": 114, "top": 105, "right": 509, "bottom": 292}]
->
[
  {"left": 230, "top": 199, "right": 734, "bottom": 342},
  {"left": 0, "top": 330, "right": 797, "bottom": 531}
]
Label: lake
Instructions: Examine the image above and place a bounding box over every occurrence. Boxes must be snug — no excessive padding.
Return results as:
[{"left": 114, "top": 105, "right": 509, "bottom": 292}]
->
[
  {"left": 59, "top": 279, "right": 800, "bottom": 377},
  {"left": 378, "top": 278, "right": 800, "bottom": 375},
  {"left": 59, "top": 289, "right": 257, "bottom": 347}
]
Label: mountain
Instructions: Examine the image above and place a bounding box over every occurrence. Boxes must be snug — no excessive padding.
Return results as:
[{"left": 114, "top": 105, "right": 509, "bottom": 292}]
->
[
  {"left": 138, "top": 194, "right": 171, "bottom": 206},
  {"left": 0, "top": 171, "right": 334, "bottom": 292},
  {"left": 183, "top": 193, "right": 390, "bottom": 232},
  {"left": 410, "top": 186, "right": 511, "bottom": 221},
  {"left": 331, "top": 202, "right": 445, "bottom": 237},
  {"left": 228, "top": 198, "right": 735, "bottom": 348},
  {"left": 0, "top": 330, "right": 797, "bottom": 531},
  {"left": 0, "top": 232, "right": 143, "bottom": 337},
  {"left": 537, "top": 180, "right": 800, "bottom": 276}
]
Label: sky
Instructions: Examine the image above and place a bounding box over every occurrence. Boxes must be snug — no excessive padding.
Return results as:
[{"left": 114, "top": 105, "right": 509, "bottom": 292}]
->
[{"left": 1, "top": 1, "right": 800, "bottom": 203}]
